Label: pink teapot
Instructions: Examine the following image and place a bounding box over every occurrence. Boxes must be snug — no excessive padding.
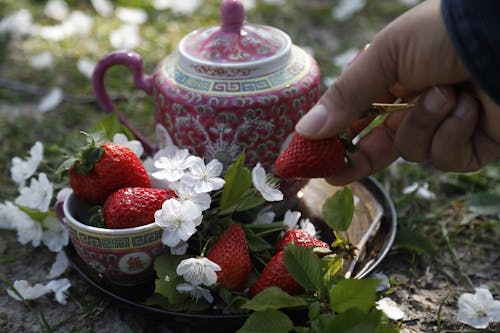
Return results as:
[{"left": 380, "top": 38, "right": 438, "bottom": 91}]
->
[{"left": 92, "top": 0, "right": 320, "bottom": 174}]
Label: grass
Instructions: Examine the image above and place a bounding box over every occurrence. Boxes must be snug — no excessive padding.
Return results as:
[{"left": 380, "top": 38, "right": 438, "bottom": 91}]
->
[{"left": 1, "top": 0, "right": 499, "bottom": 332}]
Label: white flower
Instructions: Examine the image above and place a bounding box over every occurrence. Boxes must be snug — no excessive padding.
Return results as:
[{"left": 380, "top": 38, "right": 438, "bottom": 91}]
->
[
  {"left": 155, "top": 199, "right": 202, "bottom": 247},
  {"left": 30, "top": 52, "right": 54, "bottom": 69},
  {"left": 7, "top": 280, "right": 50, "bottom": 301},
  {"left": 376, "top": 297, "right": 405, "bottom": 321},
  {"left": 44, "top": 0, "right": 69, "bottom": 21},
  {"left": 90, "top": 0, "right": 114, "bottom": 17},
  {"left": 0, "top": 201, "right": 18, "bottom": 230},
  {"left": 173, "top": 182, "right": 212, "bottom": 211},
  {"left": 176, "top": 283, "right": 214, "bottom": 303},
  {"left": 252, "top": 209, "right": 275, "bottom": 225},
  {"left": 113, "top": 133, "right": 144, "bottom": 158},
  {"left": 15, "top": 173, "right": 53, "bottom": 212},
  {"left": 457, "top": 286, "right": 500, "bottom": 329},
  {"left": 170, "top": 241, "right": 189, "bottom": 255},
  {"left": 331, "top": 0, "right": 366, "bottom": 21},
  {"left": 7, "top": 278, "right": 71, "bottom": 305},
  {"left": 116, "top": 7, "right": 148, "bottom": 25},
  {"left": 252, "top": 163, "right": 283, "bottom": 202},
  {"left": 181, "top": 158, "right": 225, "bottom": 193},
  {"left": 152, "top": 147, "right": 197, "bottom": 182},
  {"left": 152, "top": 0, "right": 202, "bottom": 15},
  {"left": 11, "top": 141, "right": 43, "bottom": 188},
  {"left": 47, "top": 251, "right": 70, "bottom": 279},
  {"left": 6, "top": 205, "right": 43, "bottom": 247},
  {"left": 37, "top": 87, "right": 63, "bottom": 113},
  {"left": 16, "top": 214, "right": 43, "bottom": 247},
  {"left": 299, "top": 218, "right": 317, "bottom": 237},
  {"left": 42, "top": 216, "right": 69, "bottom": 252},
  {"left": 283, "top": 210, "right": 301, "bottom": 230},
  {"left": 372, "top": 272, "right": 391, "bottom": 292},
  {"left": 176, "top": 257, "right": 221, "bottom": 286},
  {"left": 37, "top": 11, "right": 93, "bottom": 41},
  {"left": 77, "top": 57, "right": 96, "bottom": 78},
  {"left": 402, "top": 182, "right": 436, "bottom": 200},
  {"left": 46, "top": 278, "right": 71, "bottom": 305},
  {"left": 0, "top": 9, "right": 33, "bottom": 39},
  {"left": 110, "top": 24, "right": 141, "bottom": 49}
]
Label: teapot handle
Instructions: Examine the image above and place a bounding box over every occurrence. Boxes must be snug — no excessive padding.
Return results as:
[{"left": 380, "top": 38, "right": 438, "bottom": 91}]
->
[{"left": 92, "top": 50, "right": 156, "bottom": 155}]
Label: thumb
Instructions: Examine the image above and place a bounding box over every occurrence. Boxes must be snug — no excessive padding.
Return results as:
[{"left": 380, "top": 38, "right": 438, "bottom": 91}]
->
[{"left": 296, "top": 41, "right": 398, "bottom": 139}]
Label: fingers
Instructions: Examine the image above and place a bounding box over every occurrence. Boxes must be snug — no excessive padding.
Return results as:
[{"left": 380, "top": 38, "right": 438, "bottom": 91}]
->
[
  {"left": 431, "top": 92, "right": 500, "bottom": 172},
  {"left": 295, "top": 39, "right": 398, "bottom": 139},
  {"left": 394, "top": 86, "right": 457, "bottom": 162},
  {"left": 325, "top": 111, "right": 406, "bottom": 186}
]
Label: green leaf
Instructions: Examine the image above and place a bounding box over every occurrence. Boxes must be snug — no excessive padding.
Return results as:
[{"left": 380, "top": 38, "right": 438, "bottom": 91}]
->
[
  {"left": 394, "top": 227, "right": 437, "bottom": 257},
  {"left": 246, "top": 234, "right": 272, "bottom": 252},
  {"left": 308, "top": 301, "right": 321, "bottom": 321},
  {"left": 322, "top": 187, "right": 354, "bottom": 231},
  {"left": 315, "top": 309, "right": 380, "bottom": 333},
  {"left": 237, "top": 310, "right": 293, "bottom": 333},
  {"left": 329, "top": 278, "right": 379, "bottom": 313},
  {"left": 467, "top": 193, "right": 500, "bottom": 215},
  {"left": 321, "top": 254, "right": 344, "bottom": 286},
  {"left": 242, "top": 286, "right": 308, "bottom": 311},
  {"left": 220, "top": 153, "right": 252, "bottom": 210},
  {"left": 153, "top": 253, "right": 189, "bottom": 305},
  {"left": 283, "top": 245, "right": 322, "bottom": 291},
  {"left": 94, "top": 113, "right": 133, "bottom": 140}
]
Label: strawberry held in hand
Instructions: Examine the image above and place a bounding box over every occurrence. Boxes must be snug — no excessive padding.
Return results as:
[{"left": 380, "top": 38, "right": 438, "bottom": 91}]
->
[
  {"left": 103, "top": 187, "right": 176, "bottom": 229},
  {"left": 206, "top": 224, "right": 251, "bottom": 291},
  {"left": 249, "top": 250, "right": 303, "bottom": 298},
  {"left": 276, "top": 229, "right": 330, "bottom": 253},
  {"left": 59, "top": 135, "right": 151, "bottom": 204},
  {"left": 274, "top": 133, "right": 354, "bottom": 179}
]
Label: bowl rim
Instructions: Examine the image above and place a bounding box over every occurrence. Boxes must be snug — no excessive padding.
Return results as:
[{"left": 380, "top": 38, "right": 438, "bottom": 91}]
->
[{"left": 63, "top": 191, "right": 161, "bottom": 236}]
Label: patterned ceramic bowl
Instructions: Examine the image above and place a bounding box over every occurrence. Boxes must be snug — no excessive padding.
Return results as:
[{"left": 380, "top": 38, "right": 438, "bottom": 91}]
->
[{"left": 61, "top": 191, "right": 165, "bottom": 286}]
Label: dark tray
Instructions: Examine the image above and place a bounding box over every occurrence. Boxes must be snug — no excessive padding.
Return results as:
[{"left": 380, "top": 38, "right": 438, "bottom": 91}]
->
[{"left": 66, "top": 176, "right": 397, "bottom": 332}]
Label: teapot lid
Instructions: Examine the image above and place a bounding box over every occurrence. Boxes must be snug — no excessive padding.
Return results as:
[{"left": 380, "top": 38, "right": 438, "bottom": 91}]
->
[{"left": 178, "top": 0, "right": 292, "bottom": 79}]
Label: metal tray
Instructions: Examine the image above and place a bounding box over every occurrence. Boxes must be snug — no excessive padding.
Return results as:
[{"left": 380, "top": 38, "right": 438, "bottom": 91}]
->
[{"left": 65, "top": 176, "right": 397, "bottom": 332}]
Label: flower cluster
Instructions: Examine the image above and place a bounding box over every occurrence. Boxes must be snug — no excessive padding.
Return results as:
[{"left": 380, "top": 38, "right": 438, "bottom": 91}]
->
[
  {"left": 0, "top": 134, "right": 143, "bottom": 304},
  {"left": 142, "top": 143, "right": 291, "bottom": 302}
]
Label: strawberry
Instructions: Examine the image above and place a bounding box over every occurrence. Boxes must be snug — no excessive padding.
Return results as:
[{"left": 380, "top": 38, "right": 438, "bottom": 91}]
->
[
  {"left": 276, "top": 229, "right": 330, "bottom": 253},
  {"left": 59, "top": 135, "right": 151, "bottom": 204},
  {"left": 102, "top": 187, "right": 176, "bottom": 229},
  {"left": 274, "top": 133, "right": 352, "bottom": 179},
  {"left": 248, "top": 250, "right": 303, "bottom": 298},
  {"left": 206, "top": 224, "right": 251, "bottom": 291}
]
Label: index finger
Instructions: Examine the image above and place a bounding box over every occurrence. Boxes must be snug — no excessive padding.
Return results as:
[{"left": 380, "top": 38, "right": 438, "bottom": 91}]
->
[{"left": 296, "top": 39, "right": 398, "bottom": 139}]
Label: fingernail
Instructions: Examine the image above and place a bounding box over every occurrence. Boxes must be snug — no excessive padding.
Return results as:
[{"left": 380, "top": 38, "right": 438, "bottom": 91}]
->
[
  {"left": 296, "top": 104, "right": 328, "bottom": 135},
  {"left": 453, "top": 100, "right": 469, "bottom": 119},
  {"left": 424, "top": 86, "right": 447, "bottom": 111}
]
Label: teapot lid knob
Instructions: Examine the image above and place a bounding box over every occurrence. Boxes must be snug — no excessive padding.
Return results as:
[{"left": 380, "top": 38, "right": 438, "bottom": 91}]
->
[{"left": 220, "top": 0, "right": 245, "bottom": 33}]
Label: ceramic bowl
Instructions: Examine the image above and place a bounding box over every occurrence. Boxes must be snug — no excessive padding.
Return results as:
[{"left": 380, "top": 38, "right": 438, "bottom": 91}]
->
[{"left": 60, "top": 191, "right": 165, "bottom": 286}]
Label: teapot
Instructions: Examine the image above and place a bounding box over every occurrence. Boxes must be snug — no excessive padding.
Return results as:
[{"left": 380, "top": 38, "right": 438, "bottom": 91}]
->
[{"left": 92, "top": 0, "right": 320, "bottom": 174}]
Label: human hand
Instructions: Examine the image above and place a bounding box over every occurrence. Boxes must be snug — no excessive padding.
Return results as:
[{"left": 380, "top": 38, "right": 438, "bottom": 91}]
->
[{"left": 295, "top": 0, "right": 500, "bottom": 186}]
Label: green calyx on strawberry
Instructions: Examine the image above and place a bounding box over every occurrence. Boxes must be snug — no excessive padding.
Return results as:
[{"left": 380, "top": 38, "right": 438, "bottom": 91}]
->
[
  {"left": 101, "top": 187, "right": 176, "bottom": 229},
  {"left": 276, "top": 229, "right": 330, "bottom": 253},
  {"left": 58, "top": 133, "right": 151, "bottom": 205},
  {"left": 206, "top": 224, "right": 252, "bottom": 291},
  {"left": 274, "top": 132, "right": 357, "bottom": 179}
]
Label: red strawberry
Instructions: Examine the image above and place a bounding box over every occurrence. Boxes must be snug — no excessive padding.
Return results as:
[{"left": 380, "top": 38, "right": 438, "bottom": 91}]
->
[
  {"left": 103, "top": 187, "right": 176, "bottom": 229},
  {"left": 206, "top": 224, "right": 251, "bottom": 291},
  {"left": 276, "top": 229, "right": 330, "bottom": 253},
  {"left": 274, "top": 133, "right": 349, "bottom": 179},
  {"left": 61, "top": 136, "right": 151, "bottom": 204},
  {"left": 248, "top": 251, "right": 303, "bottom": 298}
]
